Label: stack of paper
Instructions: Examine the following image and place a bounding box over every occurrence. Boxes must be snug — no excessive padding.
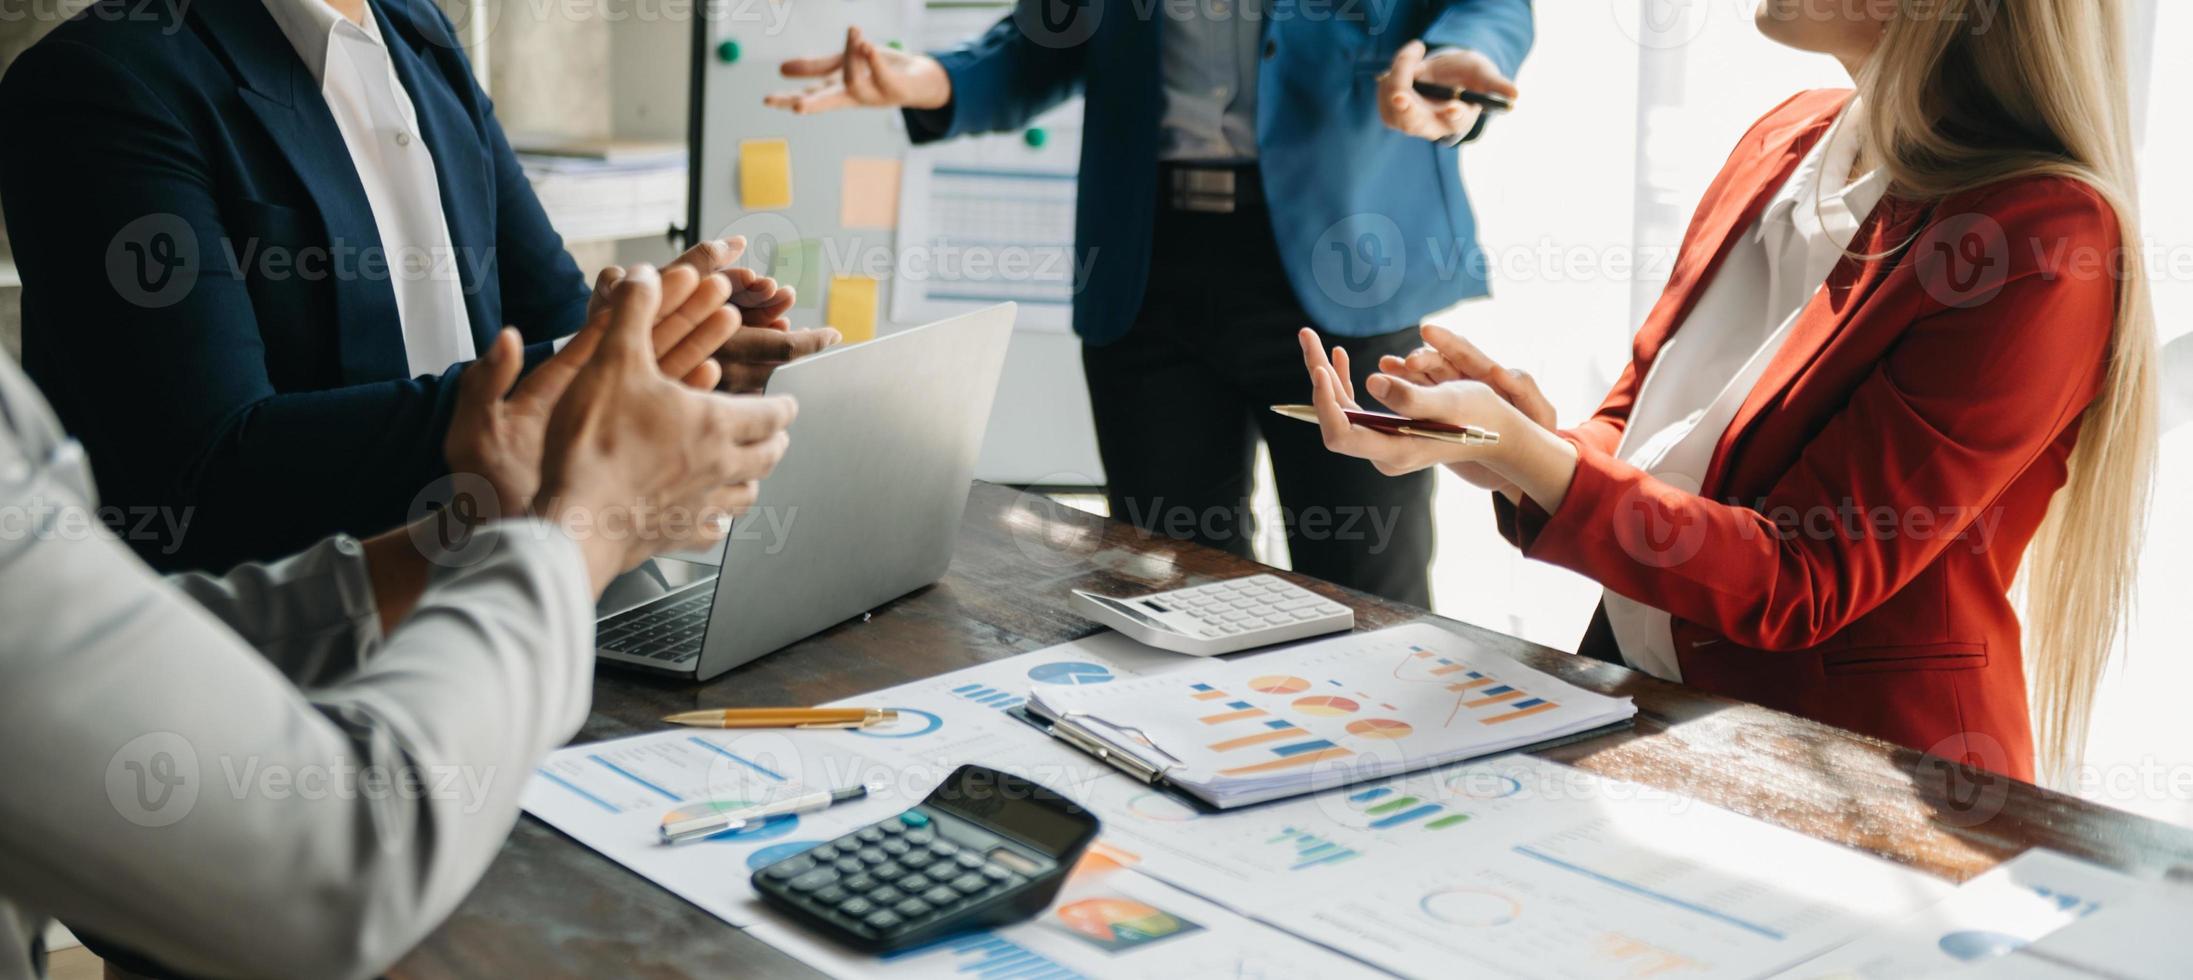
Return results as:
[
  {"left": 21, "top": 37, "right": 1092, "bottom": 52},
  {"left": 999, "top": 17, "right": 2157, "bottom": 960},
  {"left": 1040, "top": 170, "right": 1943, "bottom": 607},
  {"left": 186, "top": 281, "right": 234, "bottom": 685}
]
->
[
  {"left": 517, "top": 139, "right": 687, "bottom": 245},
  {"left": 1027, "top": 623, "right": 1636, "bottom": 808}
]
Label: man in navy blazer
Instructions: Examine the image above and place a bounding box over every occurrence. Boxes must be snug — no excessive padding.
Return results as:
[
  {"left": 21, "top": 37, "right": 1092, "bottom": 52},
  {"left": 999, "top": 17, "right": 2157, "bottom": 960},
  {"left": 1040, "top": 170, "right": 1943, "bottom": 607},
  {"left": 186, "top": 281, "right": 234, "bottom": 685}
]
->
[
  {"left": 0, "top": 0, "right": 824, "bottom": 573},
  {"left": 770, "top": 0, "right": 1532, "bottom": 605}
]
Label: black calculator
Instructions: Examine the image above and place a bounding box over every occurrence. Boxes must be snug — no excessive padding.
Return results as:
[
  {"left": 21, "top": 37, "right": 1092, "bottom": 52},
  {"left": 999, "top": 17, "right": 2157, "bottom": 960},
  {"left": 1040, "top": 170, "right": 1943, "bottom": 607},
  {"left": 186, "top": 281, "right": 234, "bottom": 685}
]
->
[{"left": 752, "top": 764, "right": 1100, "bottom": 951}]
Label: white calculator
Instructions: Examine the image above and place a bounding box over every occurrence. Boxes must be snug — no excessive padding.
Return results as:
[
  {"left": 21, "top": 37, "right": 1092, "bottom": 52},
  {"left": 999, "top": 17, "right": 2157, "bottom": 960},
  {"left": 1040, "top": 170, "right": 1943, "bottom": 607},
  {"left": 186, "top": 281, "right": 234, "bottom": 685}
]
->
[{"left": 1070, "top": 574, "right": 1355, "bottom": 657}]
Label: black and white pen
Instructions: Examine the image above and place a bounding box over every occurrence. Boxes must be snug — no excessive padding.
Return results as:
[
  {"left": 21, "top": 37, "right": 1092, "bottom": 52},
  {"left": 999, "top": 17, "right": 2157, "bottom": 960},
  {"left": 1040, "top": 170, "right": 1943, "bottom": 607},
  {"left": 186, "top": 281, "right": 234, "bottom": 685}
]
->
[{"left": 659, "top": 784, "right": 870, "bottom": 845}]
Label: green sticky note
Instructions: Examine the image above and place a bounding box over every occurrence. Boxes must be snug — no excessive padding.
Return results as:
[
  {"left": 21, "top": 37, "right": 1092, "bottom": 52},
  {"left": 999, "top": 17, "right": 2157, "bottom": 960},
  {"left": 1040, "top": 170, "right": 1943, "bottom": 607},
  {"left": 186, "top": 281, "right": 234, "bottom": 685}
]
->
[{"left": 770, "top": 238, "right": 824, "bottom": 309}]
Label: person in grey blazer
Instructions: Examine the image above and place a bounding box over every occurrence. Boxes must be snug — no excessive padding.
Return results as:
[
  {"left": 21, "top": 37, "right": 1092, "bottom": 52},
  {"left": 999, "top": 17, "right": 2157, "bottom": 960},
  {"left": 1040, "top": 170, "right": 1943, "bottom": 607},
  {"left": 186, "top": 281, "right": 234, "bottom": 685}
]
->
[{"left": 0, "top": 265, "right": 795, "bottom": 980}]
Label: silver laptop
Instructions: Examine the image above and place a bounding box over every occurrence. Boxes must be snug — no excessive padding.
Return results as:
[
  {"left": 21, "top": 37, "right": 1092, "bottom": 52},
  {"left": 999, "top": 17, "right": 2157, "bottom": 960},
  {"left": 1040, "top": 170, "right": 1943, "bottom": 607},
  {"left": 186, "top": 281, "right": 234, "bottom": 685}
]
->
[{"left": 591, "top": 303, "right": 1017, "bottom": 680}]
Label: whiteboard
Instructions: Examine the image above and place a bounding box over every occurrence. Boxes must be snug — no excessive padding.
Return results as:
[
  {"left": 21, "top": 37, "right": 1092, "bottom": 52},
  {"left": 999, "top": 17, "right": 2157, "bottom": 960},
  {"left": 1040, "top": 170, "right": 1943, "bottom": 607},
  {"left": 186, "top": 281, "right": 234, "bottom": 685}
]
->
[{"left": 690, "top": 0, "right": 1105, "bottom": 486}]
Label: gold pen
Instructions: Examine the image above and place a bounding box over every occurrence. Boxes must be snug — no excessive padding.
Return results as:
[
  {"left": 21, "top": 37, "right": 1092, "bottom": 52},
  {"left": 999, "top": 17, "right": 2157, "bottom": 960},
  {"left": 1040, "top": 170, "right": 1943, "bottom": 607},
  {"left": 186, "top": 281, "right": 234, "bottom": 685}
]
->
[
  {"left": 661, "top": 707, "right": 900, "bottom": 730},
  {"left": 1270, "top": 405, "right": 1500, "bottom": 446}
]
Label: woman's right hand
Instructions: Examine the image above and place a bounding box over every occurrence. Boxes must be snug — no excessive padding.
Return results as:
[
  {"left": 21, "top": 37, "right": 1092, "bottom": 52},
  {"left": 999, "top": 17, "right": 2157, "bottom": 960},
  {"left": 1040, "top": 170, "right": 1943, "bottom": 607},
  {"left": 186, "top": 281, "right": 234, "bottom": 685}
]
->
[
  {"left": 537, "top": 265, "right": 799, "bottom": 593},
  {"left": 1378, "top": 324, "right": 1557, "bottom": 495}
]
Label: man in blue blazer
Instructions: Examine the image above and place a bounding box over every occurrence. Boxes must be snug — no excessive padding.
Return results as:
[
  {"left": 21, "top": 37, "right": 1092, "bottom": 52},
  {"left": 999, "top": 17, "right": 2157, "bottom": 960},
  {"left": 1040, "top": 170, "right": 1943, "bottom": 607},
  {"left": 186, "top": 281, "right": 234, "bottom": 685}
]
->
[
  {"left": 0, "top": 0, "right": 825, "bottom": 573},
  {"left": 770, "top": 0, "right": 1532, "bottom": 605}
]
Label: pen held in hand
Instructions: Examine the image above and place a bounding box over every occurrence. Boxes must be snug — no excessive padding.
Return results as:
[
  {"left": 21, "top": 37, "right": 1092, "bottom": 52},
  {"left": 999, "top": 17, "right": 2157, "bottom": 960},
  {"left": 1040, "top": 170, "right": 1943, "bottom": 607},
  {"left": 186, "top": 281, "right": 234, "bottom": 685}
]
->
[{"left": 1270, "top": 405, "right": 1500, "bottom": 446}]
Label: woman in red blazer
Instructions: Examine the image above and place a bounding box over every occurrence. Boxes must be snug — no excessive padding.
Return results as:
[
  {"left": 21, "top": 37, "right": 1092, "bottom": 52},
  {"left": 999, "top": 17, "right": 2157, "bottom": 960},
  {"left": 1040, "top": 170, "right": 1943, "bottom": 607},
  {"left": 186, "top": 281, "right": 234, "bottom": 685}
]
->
[{"left": 1299, "top": 2, "right": 2158, "bottom": 783}]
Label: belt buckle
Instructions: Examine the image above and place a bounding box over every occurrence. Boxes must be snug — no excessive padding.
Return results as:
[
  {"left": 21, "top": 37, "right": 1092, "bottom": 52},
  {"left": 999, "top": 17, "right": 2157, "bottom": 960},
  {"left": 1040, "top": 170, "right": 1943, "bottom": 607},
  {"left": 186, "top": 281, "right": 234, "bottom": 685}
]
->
[{"left": 1171, "top": 168, "right": 1237, "bottom": 214}]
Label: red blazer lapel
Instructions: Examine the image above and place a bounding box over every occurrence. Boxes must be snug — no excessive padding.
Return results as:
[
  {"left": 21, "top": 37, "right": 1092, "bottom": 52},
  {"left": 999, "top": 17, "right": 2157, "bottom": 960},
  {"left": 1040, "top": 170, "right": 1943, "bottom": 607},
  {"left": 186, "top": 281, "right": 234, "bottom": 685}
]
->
[{"left": 1701, "top": 194, "right": 1935, "bottom": 497}]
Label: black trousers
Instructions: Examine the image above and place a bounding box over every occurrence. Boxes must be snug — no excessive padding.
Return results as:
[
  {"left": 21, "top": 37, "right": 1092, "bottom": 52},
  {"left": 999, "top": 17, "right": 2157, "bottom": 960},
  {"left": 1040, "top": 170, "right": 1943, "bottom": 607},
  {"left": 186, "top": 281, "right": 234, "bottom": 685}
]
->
[{"left": 1081, "top": 168, "right": 1435, "bottom": 608}]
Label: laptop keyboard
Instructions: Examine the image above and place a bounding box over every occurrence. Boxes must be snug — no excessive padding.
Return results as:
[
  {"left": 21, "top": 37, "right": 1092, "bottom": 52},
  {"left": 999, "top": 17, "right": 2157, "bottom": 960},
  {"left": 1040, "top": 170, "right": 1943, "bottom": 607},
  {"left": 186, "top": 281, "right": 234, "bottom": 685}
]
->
[{"left": 597, "top": 590, "right": 712, "bottom": 666}]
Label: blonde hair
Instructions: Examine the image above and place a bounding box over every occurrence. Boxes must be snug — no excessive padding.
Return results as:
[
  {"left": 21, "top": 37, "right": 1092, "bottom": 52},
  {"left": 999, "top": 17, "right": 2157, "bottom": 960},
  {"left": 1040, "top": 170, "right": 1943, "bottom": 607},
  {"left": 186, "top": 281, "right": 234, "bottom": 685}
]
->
[{"left": 1858, "top": 1, "right": 2157, "bottom": 784}]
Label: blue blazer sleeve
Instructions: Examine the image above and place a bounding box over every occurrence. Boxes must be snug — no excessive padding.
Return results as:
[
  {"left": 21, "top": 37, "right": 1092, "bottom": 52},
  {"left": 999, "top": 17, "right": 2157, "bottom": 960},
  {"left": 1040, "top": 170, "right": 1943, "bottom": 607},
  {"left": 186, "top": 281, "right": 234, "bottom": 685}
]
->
[
  {"left": 1423, "top": 0, "right": 1534, "bottom": 81},
  {"left": 0, "top": 41, "right": 494, "bottom": 570},
  {"left": 902, "top": 3, "right": 1090, "bottom": 144}
]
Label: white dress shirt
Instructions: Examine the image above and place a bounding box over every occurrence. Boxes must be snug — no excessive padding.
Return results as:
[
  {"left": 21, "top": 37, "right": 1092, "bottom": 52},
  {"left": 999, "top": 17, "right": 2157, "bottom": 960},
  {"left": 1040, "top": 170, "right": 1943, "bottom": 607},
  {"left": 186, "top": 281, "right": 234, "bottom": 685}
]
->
[
  {"left": 261, "top": 0, "right": 476, "bottom": 378},
  {"left": 1603, "top": 98, "right": 1888, "bottom": 681}
]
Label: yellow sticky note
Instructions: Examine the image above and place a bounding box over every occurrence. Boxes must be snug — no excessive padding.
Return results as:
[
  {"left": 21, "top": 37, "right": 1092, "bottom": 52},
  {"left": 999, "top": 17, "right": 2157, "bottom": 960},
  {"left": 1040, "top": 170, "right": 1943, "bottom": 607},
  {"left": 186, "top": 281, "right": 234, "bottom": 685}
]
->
[
  {"left": 826, "top": 275, "right": 878, "bottom": 343},
  {"left": 739, "top": 138, "right": 792, "bottom": 210},
  {"left": 840, "top": 157, "right": 902, "bottom": 229}
]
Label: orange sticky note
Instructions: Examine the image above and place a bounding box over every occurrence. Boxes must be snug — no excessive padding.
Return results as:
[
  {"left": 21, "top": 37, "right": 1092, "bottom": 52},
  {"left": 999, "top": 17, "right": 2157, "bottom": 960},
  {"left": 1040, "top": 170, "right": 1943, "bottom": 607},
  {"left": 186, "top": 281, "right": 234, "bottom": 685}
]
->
[
  {"left": 840, "top": 157, "right": 902, "bottom": 229},
  {"left": 826, "top": 275, "right": 878, "bottom": 343},
  {"left": 739, "top": 138, "right": 792, "bottom": 210}
]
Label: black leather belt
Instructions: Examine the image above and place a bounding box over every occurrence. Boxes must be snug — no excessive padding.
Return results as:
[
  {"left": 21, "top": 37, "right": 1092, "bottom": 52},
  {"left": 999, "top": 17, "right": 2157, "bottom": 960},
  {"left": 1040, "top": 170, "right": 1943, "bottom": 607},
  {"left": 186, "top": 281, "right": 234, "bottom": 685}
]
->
[{"left": 1162, "top": 163, "right": 1261, "bottom": 214}]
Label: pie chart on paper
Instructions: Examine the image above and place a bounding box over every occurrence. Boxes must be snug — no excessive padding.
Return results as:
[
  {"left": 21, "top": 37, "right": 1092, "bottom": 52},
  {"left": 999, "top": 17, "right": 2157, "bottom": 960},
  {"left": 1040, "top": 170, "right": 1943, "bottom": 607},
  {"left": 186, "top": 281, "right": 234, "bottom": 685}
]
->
[
  {"left": 1028, "top": 661, "right": 1114, "bottom": 686},
  {"left": 1249, "top": 675, "right": 1311, "bottom": 695},
  {"left": 1346, "top": 718, "right": 1413, "bottom": 739},
  {"left": 1292, "top": 695, "right": 1360, "bottom": 717}
]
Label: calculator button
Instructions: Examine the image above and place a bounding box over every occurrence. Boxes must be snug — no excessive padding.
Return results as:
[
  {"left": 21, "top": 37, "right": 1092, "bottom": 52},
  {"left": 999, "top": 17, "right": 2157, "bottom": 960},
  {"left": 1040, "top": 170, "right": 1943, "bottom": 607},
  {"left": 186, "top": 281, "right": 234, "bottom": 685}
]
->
[
  {"left": 927, "top": 840, "right": 961, "bottom": 858},
  {"left": 862, "top": 910, "right": 903, "bottom": 931},
  {"left": 954, "top": 852, "right": 986, "bottom": 870},
  {"left": 871, "top": 864, "right": 907, "bottom": 882},
  {"left": 904, "top": 829, "right": 935, "bottom": 845},
  {"left": 900, "top": 874, "right": 935, "bottom": 893},
  {"left": 812, "top": 885, "right": 848, "bottom": 905},
  {"left": 881, "top": 839, "right": 911, "bottom": 856},
  {"left": 898, "top": 811, "right": 931, "bottom": 829},
  {"left": 949, "top": 873, "right": 989, "bottom": 894},
  {"left": 763, "top": 856, "right": 815, "bottom": 881},
  {"left": 921, "top": 886, "right": 960, "bottom": 906},
  {"left": 900, "top": 850, "right": 938, "bottom": 869},
  {"left": 892, "top": 897, "right": 931, "bottom": 918},
  {"left": 842, "top": 873, "right": 879, "bottom": 893},
  {"left": 832, "top": 835, "right": 863, "bottom": 850},
  {"left": 837, "top": 897, "right": 875, "bottom": 918},
  {"left": 809, "top": 845, "right": 840, "bottom": 862},
  {"left": 877, "top": 820, "right": 905, "bottom": 835},
  {"left": 832, "top": 857, "right": 864, "bottom": 875},
  {"left": 856, "top": 847, "right": 888, "bottom": 864},
  {"left": 869, "top": 885, "right": 906, "bottom": 905},
  {"left": 979, "top": 864, "right": 1012, "bottom": 882},
  {"left": 788, "top": 869, "right": 837, "bottom": 893},
  {"left": 857, "top": 827, "right": 887, "bottom": 843}
]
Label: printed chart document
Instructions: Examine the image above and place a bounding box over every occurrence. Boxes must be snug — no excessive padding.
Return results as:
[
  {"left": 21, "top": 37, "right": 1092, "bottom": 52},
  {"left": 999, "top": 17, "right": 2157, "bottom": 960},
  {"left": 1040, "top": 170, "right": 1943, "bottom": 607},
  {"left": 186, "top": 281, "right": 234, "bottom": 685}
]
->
[
  {"left": 1956, "top": 880, "right": 2193, "bottom": 980},
  {"left": 1027, "top": 623, "right": 1636, "bottom": 807},
  {"left": 525, "top": 624, "right": 1950, "bottom": 978},
  {"left": 1775, "top": 849, "right": 2149, "bottom": 978},
  {"left": 890, "top": 3, "right": 1083, "bottom": 333}
]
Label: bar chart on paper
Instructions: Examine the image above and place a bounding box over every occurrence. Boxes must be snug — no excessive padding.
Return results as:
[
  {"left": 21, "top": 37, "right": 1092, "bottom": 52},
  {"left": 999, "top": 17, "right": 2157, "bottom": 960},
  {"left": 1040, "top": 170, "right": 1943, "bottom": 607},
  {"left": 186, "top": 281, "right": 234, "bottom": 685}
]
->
[{"left": 1026, "top": 624, "right": 1638, "bottom": 808}]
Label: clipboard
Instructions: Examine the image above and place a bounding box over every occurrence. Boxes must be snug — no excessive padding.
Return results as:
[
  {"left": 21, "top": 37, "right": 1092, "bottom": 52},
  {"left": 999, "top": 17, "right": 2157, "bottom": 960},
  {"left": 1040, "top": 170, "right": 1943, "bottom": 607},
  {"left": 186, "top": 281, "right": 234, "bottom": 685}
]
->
[{"left": 1007, "top": 704, "right": 1636, "bottom": 815}]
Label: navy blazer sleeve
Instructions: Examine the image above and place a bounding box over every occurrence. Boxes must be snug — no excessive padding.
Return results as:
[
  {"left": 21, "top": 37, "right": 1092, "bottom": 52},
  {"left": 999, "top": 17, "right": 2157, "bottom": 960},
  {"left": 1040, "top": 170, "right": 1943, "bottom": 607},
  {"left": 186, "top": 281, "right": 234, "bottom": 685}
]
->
[
  {"left": 0, "top": 40, "right": 502, "bottom": 571},
  {"left": 902, "top": 2, "right": 1091, "bottom": 144}
]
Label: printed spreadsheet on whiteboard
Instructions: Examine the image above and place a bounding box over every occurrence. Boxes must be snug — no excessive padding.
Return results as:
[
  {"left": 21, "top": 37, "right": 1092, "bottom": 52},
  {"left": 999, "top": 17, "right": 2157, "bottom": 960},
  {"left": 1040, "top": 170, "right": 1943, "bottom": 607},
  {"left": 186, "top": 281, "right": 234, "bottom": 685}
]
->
[{"left": 892, "top": 1, "right": 1084, "bottom": 333}]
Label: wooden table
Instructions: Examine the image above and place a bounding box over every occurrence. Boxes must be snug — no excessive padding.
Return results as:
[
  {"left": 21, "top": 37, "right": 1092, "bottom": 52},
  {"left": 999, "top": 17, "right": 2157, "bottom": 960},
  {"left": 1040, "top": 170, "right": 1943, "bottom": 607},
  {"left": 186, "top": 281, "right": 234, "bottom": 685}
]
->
[{"left": 395, "top": 483, "right": 2193, "bottom": 978}]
